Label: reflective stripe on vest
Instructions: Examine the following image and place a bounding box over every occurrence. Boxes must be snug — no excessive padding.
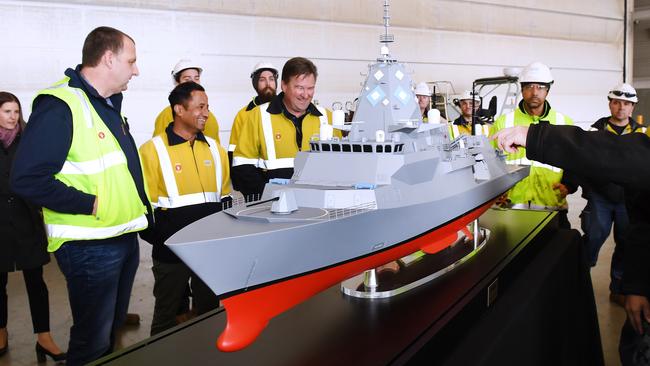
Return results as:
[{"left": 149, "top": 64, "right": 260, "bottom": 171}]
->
[
  {"left": 505, "top": 112, "right": 515, "bottom": 128},
  {"left": 315, "top": 106, "right": 328, "bottom": 126},
  {"left": 475, "top": 124, "right": 490, "bottom": 136},
  {"left": 151, "top": 136, "right": 222, "bottom": 208},
  {"left": 258, "top": 105, "right": 326, "bottom": 169},
  {"left": 228, "top": 144, "right": 236, "bottom": 152},
  {"left": 59, "top": 150, "right": 127, "bottom": 175},
  {"left": 452, "top": 125, "right": 460, "bottom": 139},
  {"left": 232, "top": 156, "right": 263, "bottom": 166},
  {"left": 47, "top": 215, "right": 148, "bottom": 241}
]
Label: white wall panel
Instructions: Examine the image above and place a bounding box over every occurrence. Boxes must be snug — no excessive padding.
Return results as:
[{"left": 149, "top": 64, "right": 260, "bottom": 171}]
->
[{"left": 0, "top": 0, "right": 625, "bottom": 146}]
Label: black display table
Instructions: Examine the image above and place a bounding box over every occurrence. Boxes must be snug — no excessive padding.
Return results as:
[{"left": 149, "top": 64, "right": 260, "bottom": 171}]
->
[{"left": 93, "top": 208, "right": 603, "bottom": 366}]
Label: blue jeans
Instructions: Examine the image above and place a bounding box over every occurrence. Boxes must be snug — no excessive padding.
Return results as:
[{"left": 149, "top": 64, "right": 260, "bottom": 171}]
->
[
  {"left": 54, "top": 234, "right": 139, "bottom": 366},
  {"left": 580, "top": 192, "right": 628, "bottom": 293}
]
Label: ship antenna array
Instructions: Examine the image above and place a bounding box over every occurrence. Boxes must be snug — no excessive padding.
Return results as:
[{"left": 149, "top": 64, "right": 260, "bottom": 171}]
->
[{"left": 378, "top": 0, "right": 395, "bottom": 62}]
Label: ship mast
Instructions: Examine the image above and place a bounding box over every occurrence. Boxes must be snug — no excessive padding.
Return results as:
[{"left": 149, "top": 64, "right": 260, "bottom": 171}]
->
[{"left": 378, "top": 0, "right": 396, "bottom": 63}]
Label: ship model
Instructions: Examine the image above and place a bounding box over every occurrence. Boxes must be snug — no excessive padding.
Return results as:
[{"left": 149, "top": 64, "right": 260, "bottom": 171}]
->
[{"left": 166, "top": 0, "right": 529, "bottom": 352}]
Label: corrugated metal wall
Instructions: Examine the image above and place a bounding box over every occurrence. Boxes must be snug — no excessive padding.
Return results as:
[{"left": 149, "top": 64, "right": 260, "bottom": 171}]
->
[{"left": 0, "top": 0, "right": 626, "bottom": 145}]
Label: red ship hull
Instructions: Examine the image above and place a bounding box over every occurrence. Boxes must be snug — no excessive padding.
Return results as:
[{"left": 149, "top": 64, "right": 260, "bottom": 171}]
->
[{"left": 215, "top": 200, "right": 495, "bottom": 352}]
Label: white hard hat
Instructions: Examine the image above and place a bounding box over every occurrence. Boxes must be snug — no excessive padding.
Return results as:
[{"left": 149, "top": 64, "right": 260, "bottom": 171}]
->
[
  {"left": 608, "top": 82, "right": 638, "bottom": 103},
  {"left": 250, "top": 62, "right": 278, "bottom": 78},
  {"left": 458, "top": 90, "right": 480, "bottom": 102},
  {"left": 171, "top": 59, "right": 203, "bottom": 81},
  {"left": 414, "top": 82, "right": 431, "bottom": 96},
  {"left": 519, "top": 62, "right": 553, "bottom": 84}
]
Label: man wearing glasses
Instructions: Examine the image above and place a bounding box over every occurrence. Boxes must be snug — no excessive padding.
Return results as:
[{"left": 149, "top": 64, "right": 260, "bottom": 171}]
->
[
  {"left": 581, "top": 83, "right": 645, "bottom": 307},
  {"left": 489, "top": 61, "right": 575, "bottom": 228}
]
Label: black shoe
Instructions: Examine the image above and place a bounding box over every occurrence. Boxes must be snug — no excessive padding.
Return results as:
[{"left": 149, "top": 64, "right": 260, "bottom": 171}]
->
[
  {"left": 35, "top": 342, "right": 66, "bottom": 363},
  {"left": 123, "top": 313, "right": 141, "bottom": 326}
]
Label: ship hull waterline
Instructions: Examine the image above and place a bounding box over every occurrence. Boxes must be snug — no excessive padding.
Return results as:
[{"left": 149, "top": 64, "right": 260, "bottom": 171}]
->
[{"left": 215, "top": 199, "right": 495, "bottom": 352}]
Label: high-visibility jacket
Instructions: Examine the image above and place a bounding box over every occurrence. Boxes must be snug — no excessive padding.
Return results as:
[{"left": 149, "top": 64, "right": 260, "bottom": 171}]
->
[
  {"left": 489, "top": 100, "right": 574, "bottom": 209},
  {"left": 140, "top": 126, "right": 231, "bottom": 208},
  {"left": 589, "top": 116, "right": 646, "bottom": 135},
  {"left": 229, "top": 97, "right": 261, "bottom": 153},
  {"left": 449, "top": 117, "right": 490, "bottom": 139},
  {"left": 232, "top": 100, "right": 334, "bottom": 170},
  {"left": 36, "top": 77, "right": 149, "bottom": 251},
  {"left": 154, "top": 105, "right": 221, "bottom": 145}
]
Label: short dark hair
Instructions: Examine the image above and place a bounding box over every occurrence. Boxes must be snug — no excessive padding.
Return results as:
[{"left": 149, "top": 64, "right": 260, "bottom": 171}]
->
[
  {"left": 82, "top": 26, "right": 135, "bottom": 68},
  {"left": 0, "top": 91, "right": 25, "bottom": 126},
  {"left": 168, "top": 82, "right": 206, "bottom": 118},
  {"left": 281, "top": 57, "right": 317, "bottom": 84}
]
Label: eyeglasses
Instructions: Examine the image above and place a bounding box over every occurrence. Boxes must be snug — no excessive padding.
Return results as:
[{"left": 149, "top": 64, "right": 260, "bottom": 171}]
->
[
  {"left": 522, "top": 84, "right": 549, "bottom": 91},
  {"left": 610, "top": 90, "right": 636, "bottom": 98}
]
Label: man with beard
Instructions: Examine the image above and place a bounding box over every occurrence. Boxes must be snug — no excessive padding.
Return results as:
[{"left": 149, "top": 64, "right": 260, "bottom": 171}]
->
[
  {"left": 232, "top": 57, "right": 337, "bottom": 199},
  {"left": 489, "top": 61, "right": 575, "bottom": 228},
  {"left": 581, "top": 83, "right": 646, "bottom": 307},
  {"left": 228, "top": 62, "right": 278, "bottom": 169}
]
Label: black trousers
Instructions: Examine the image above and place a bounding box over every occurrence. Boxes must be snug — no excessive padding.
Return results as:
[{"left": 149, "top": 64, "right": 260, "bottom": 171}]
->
[{"left": 0, "top": 266, "right": 50, "bottom": 333}]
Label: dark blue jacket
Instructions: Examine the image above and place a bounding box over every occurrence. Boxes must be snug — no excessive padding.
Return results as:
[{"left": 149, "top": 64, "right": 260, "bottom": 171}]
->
[{"left": 11, "top": 66, "right": 152, "bottom": 245}]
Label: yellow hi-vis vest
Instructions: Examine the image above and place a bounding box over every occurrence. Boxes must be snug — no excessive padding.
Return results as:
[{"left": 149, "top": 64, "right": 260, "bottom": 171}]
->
[
  {"left": 232, "top": 103, "right": 330, "bottom": 170},
  {"left": 449, "top": 123, "right": 490, "bottom": 139},
  {"left": 37, "top": 77, "right": 149, "bottom": 252},
  {"left": 489, "top": 107, "right": 573, "bottom": 210},
  {"left": 148, "top": 135, "right": 230, "bottom": 208}
]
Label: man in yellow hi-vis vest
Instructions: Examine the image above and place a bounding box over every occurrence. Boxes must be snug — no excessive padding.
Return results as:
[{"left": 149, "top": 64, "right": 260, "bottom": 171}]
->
[
  {"left": 140, "top": 82, "right": 232, "bottom": 336},
  {"left": 450, "top": 90, "right": 490, "bottom": 138},
  {"left": 232, "top": 57, "right": 337, "bottom": 198},
  {"left": 11, "top": 27, "right": 151, "bottom": 366},
  {"left": 489, "top": 61, "right": 576, "bottom": 228}
]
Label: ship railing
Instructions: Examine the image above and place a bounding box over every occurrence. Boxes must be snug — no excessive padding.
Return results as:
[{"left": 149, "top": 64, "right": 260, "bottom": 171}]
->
[
  {"left": 327, "top": 202, "right": 378, "bottom": 220},
  {"left": 223, "top": 194, "right": 262, "bottom": 210}
]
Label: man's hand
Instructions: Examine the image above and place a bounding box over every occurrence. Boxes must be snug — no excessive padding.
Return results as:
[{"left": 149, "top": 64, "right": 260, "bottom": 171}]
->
[
  {"left": 552, "top": 182, "right": 569, "bottom": 199},
  {"left": 92, "top": 197, "right": 98, "bottom": 216},
  {"left": 625, "top": 295, "right": 650, "bottom": 334},
  {"left": 490, "top": 126, "right": 529, "bottom": 153}
]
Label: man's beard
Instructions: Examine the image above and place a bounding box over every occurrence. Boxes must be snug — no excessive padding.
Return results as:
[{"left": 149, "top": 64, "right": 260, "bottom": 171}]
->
[{"left": 257, "top": 87, "right": 276, "bottom": 104}]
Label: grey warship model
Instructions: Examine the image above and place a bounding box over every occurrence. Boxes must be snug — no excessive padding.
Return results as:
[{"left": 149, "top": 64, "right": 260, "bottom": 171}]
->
[{"left": 166, "top": 0, "right": 529, "bottom": 352}]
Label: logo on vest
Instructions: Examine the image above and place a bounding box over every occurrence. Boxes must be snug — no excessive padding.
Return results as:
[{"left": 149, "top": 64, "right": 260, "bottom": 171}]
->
[
  {"left": 174, "top": 163, "right": 182, "bottom": 172},
  {"left": 275, "top": 133, "right": 281, "bottom": 140},
  {"left": 98, "top": 132, "right": 105, "bottom": 139}
]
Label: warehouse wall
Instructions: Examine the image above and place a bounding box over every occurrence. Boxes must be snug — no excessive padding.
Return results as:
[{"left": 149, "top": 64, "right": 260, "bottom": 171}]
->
[{"left": 0, "top": 0, "right": 626, "bottom": 146}]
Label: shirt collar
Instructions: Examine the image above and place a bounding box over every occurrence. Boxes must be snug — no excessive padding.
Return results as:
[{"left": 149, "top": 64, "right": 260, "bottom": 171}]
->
[
  {"left": 165, "top": 122, "right": 208, "bottom": 146},
  {"left": 518, "top": 99, "right": 551, "bottom": 120},
  {"left": 266, "top": 92, "right": 323, "bottom": 118},
  {"left": 453, "top": 116, "right": 470, "bottom": 126},
  {"left": 67, "top": 65, "right": 124, "bottom": 111}
]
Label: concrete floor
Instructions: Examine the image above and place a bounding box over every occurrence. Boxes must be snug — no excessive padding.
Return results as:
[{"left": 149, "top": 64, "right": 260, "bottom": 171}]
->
[{"left": 0, "top": 191, "right": 626, "bottom": 365}]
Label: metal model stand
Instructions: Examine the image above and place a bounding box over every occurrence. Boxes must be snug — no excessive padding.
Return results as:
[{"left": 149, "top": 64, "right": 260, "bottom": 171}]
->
[{"left": 341, "top": 219, "right": 489, "bottom": 299}]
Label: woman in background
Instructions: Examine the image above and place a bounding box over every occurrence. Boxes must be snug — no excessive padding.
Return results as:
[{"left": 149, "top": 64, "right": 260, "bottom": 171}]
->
[{"left": 0, "top": 91, "right": 66, "bottom": 362}]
